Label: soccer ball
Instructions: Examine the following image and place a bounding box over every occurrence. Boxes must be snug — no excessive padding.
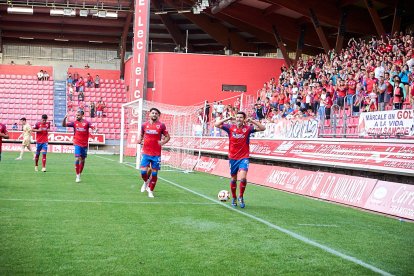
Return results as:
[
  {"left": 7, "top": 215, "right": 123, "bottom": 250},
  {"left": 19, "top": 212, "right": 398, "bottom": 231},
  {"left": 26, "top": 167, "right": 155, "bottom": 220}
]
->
[{"left": 218, "top": 190, "right": 230, "bottom": 201}]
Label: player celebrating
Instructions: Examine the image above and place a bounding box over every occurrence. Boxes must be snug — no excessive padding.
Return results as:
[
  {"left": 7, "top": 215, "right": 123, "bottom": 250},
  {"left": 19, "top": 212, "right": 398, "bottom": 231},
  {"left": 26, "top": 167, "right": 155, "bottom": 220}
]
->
[
  {"left": 137, "top": 108, "right": 170, "bottom": 198},
  {"left": 32, "top": 114, "right": 51, "bottom": 172},
  {"left": 215, "top": 112, "right": 265, "bottom": 208},
  {"left": 0, "top": 122, "right": 9, "bottom": 162},
  {"left": 16, "top": 117, "right": 35, "bottom": 160},
  {"left": 62, "top": 111, "right": 95, "bottom": 183}
]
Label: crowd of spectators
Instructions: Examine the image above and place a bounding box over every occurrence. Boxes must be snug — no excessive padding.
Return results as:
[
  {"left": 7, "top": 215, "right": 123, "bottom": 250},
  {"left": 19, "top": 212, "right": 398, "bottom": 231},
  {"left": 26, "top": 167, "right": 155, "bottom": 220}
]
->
[
  {"left": 254, "top": 32, "right": 413, "bottom": 123},
  {"left": 66, "top": 72, "right": 104, "bottom": 118}
]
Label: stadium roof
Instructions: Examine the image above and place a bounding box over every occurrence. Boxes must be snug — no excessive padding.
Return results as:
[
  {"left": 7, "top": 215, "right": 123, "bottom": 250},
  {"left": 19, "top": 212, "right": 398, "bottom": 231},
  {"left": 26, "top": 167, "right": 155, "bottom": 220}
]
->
[{"left": 0, "top": 0, "right": 413, "bottom": 59}]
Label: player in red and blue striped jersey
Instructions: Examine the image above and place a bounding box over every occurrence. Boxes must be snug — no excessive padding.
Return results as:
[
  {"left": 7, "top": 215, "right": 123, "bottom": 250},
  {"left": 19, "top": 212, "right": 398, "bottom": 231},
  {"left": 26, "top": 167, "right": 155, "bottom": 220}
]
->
[
  {"left": 62, "top": 110, "right": 96, "bottom": 183},
  {"left": 137, "top": 108, "right": 170, "bottom": 198},
  {"left": 32, "top": 114, "right": 50, "bottom": 172},
  {"left": 215, "top": 111, "right": 265, "bottom": 208}
]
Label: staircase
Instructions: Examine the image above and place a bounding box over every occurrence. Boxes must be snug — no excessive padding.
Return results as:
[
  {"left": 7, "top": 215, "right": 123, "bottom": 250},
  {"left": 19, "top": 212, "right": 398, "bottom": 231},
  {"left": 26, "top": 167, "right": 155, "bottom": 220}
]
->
[{"left": 54, "top": 81, "right": 67, "bottom": 132}]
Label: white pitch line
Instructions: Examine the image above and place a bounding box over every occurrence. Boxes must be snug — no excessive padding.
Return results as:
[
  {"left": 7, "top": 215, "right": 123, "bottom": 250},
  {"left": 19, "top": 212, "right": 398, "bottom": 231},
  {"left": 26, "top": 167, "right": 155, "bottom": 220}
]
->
[
  {"left": 0, "top": 198, "right": 216, "bottom": 205},
  {"left": 96, "top": 153, "right": 392, "bottom": 275},
  {"left": 159, "top": 176, "right": 393, "bottom": 276}
]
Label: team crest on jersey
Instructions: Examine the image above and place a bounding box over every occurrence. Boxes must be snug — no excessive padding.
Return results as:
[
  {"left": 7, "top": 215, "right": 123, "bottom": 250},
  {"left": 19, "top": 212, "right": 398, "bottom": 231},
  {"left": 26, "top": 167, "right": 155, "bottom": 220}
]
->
[
  {"left": 242, "top": 128, "right": 247, "bottom": 133},
  {"left": 156, "top": 125, "right": 160, "bottom": 129}
]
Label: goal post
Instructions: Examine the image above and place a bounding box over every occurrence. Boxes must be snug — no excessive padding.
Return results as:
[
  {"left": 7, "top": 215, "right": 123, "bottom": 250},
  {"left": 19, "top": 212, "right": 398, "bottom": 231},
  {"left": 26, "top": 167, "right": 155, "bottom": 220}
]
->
[{"left": 120, "top": 98, "right": 205, "bottom": 171}]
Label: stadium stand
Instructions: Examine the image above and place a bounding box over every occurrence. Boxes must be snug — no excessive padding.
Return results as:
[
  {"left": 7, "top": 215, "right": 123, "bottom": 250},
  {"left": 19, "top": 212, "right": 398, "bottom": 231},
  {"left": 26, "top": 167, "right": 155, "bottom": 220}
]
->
[
  {"left": 65, "top": 68, "right": 127, "bottom": 140},
  {"left": 0, "top": 65, "right": 54, "bottom": 127}
]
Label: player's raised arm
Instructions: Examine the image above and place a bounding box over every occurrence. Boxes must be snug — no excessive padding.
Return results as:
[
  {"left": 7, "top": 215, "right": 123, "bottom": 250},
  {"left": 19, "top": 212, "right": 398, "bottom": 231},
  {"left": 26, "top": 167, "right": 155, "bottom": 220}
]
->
[
  {"left": 214, "top": 116, "right": 233, "bottom": 128},
  {"left": 247, "top": 118, "right": 266, "bottom": 132},
  {"left": 62, "top": 113, "right": 68, "bottom": 127}
]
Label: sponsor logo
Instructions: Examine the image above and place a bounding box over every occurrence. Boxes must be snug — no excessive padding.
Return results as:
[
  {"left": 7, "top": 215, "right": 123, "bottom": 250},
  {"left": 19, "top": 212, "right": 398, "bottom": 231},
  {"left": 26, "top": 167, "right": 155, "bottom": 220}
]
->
[
  {"left": 232, "top": 133, "right": 245, "bottom": 139},
  {"left": 145, "top": 129, "right": 159, "bottom": 134}
]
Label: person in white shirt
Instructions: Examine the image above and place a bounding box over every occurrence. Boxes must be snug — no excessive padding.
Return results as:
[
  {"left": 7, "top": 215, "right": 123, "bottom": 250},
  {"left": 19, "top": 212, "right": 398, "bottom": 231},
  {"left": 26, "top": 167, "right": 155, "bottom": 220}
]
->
[
  {"left": 374, "top": 61, "right": 385, "bottom": 79},
  {"left": 37, "top": 70, "right": 44, "bottom": 81}
]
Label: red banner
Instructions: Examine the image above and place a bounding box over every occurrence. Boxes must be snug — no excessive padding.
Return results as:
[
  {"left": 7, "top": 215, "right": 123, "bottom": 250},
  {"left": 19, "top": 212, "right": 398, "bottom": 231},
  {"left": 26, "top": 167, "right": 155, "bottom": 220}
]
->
[
  {"left": 3, "top": 143, "right": 74, "bottom": 153},
  {"left": 165, "top": 137, "right": 414, "bottom": 175},
  {"left": 364, "top": 181, "right": 414, "bottom": 220},
  {"left": 161, "top": 152, "right": 411, "bottom": 220},
  {"left": 5, "top": 131, "right": 105, "bottom": 145},
  {"left": 129, "top": 0, "right": 150, "bottom": 101}
]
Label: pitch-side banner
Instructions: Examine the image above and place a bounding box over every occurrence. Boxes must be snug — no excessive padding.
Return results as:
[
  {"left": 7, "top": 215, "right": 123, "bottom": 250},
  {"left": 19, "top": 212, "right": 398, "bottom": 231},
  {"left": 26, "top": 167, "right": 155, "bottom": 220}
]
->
[
  {"left": 3, "top": 143, "right": 74, "bottom": 153},
  {"left": 165, "top": 137, "right": 414, "bottom": 175},
  {"left": 129, "top": 0, "right": 150, "bottom": 101},
  {"left": 5, "top": 131, "right": 105, "bottom": 145},
  {"left": 358, "top": 109, "right": 414, "bottom": 137},
  {"left": 162, "top": 152, "right": 412, "bottom": 220},
  {"left": 364, "top": 181, "right": 414, "bottom": 219}
]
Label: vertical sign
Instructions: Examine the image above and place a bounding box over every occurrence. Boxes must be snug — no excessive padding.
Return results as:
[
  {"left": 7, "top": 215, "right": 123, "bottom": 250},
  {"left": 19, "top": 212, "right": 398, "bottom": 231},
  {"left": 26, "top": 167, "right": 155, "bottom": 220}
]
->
[{"left": 129, "top": 0, "right": 150, "bottom": 101}]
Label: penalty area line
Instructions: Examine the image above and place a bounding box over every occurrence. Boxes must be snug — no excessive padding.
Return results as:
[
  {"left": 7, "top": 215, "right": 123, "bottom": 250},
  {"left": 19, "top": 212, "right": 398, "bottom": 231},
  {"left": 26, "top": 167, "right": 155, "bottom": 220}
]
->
[{"left": 159, "top": 176, "right": 393, "bottom": 276}]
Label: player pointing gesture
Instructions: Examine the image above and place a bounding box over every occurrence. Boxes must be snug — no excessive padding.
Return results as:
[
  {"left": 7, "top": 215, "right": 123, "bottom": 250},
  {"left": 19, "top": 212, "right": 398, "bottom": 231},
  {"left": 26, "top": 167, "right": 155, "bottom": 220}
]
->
[{"left": 215, "top": 112, "right": 265, "bottom": 208}]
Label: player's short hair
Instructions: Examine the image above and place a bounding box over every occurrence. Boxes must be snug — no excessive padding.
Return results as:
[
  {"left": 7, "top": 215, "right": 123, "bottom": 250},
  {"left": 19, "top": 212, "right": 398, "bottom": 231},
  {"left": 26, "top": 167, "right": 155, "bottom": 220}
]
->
[
  {"left": 20, "top": 117, "right": 26, "bottom": 121},
  {"left": 77, "top": 110, "right": 85, "bottom": 115},
  {"left": 42, "top": 114, "right": 48, "bottom": 120},
  {"left": 149, "top": 108, "right": 161, "bottom": 115},
  {"left": 237, "top": 111, "right": 246, "bottom": 119}
]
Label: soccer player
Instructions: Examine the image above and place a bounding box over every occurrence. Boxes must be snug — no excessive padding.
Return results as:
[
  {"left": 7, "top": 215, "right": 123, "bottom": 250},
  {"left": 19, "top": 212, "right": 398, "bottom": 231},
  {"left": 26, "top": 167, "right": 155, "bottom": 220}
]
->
[
  {"left": 16, "top": 117, "right": 35, "bottom": 160},
  {"left": 215, "top": 111, "right": 265, "bottom": 208},
  {"left": 0, "top": 122, "right": 9, "bottom": 162},
  {"left": 137, "top": 108, "right": 170, "bottom": 198},
  {"left": 32, "top": 114, "right": 51, "bottom": 172},
  {"left": 62, "top": 110, "right": 95, "bottom": 183}
]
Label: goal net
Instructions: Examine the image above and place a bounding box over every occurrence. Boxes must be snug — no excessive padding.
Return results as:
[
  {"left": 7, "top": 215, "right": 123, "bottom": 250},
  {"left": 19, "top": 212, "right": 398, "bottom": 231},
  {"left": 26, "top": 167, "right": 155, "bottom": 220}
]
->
[{"left": 120, "top": 98, "right": 205, "bottom": 171}]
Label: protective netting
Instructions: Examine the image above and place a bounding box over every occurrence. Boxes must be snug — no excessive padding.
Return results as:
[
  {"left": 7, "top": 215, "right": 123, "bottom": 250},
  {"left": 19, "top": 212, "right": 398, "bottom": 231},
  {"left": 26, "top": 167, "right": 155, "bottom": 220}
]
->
[{"left": 120, "top": 99, "right": 204, "bottom": 171}]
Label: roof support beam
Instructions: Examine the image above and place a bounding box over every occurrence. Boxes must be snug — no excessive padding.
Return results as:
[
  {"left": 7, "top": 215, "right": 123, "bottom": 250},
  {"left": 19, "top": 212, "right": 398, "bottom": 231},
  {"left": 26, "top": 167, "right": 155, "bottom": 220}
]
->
[
  {"left": 295, "top": 25, "right": 306, "bottom": 63},
  {"left": 211, "top": 0, "right": 239, "bottom": 14},
  {"left": 335, "top": 9, "right": 347, "bottom": 54},
  {"left": 167, "top": 0, "right": 255, "bottom": 53},
  {"left": 263, "top": 4, "right": 283, "bottom": 16},
  {"left": 272, "top": 25, "right": 292, "bottom": 67},
  {"left": 391, "top": 0, "right": 402, "bottom": 35},
  {"left": 218, "top": 3, "right": 332, "bottom": 48},
  {"left": 151, "top": 0, "right": 192, "bottom": 51},
  {"left": 266, "top": 0, "right": 376, "bottom": 34},
  {"left": 309, "top": 9, "right": 330, "bottom": 54},
  {"left": 364, "top": 0, "right": 386, "bottom": 36},
  {"left": 212, "top": 12, "right": 322, "bottom": 55},
  {"left": 120, "top": 3, "right": 134, "bottom": 80}
]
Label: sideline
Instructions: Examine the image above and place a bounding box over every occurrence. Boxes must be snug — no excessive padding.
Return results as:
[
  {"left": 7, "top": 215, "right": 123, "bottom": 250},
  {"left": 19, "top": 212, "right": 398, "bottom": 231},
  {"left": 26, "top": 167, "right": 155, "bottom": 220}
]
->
[{"left": 97, "top": 154, "right": 393, "bottom": 275}]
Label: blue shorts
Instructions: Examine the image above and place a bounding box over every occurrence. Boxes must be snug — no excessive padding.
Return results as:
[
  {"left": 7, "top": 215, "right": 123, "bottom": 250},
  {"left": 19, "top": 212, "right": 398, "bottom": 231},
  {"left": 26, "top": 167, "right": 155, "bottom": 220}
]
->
[
  {"left": 36, "top": 143, "right": 48, "bottom": 153},
  {"left": 229, "top": 158, "right": 249, "bottom": 176},
  {"left": 140, "top": 154, "right": 161, "bottom": 170},
  {"left": 74, "top": 145, "right": 88, "bottom": 158}
]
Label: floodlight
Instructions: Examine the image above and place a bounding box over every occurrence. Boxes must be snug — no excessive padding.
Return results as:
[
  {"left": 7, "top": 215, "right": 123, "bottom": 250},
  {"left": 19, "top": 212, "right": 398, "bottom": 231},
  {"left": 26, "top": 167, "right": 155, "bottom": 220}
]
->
[
  {"left": 7, "top": 6, "right": 34, "bottom": 15},
  {"left": 50, "top": 9, "right": 64, "bottom": 16},
  {"left": 106, "top": 11, "right": 118, "bottom": 19},
  {"left": 79, "top": 9, "right": 89, "bottom": 17},
  {"left": 98, "top": 10, "right": 107, "bottom": 17},
  {"left": 63, "top": 8, "right": 75, "bottom": 16}
]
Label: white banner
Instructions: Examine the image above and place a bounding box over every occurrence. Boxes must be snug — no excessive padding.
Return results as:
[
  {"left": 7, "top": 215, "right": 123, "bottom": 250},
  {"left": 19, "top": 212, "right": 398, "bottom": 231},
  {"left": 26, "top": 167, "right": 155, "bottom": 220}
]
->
[
  {"left": 358, "top": 110, "right": 414, "bottom": 137},
  {"left": 254, "top": 118, "right": 319, "bottom": 139}
]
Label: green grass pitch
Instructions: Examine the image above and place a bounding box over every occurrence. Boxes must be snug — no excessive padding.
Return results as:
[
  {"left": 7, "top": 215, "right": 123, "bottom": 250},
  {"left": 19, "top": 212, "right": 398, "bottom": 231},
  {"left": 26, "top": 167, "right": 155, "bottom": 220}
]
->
[{"left": 0, "top": 152, "right": 413, "bottom": 275}]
